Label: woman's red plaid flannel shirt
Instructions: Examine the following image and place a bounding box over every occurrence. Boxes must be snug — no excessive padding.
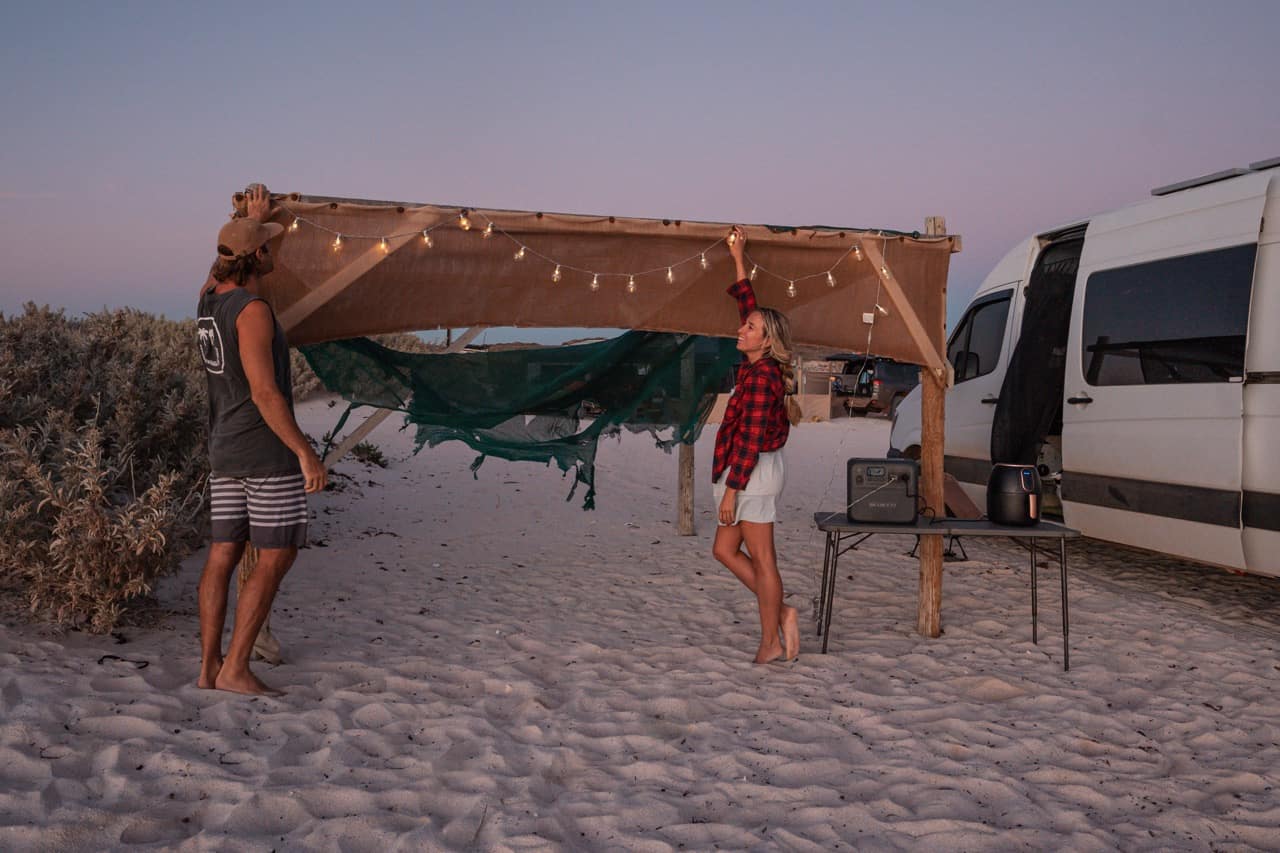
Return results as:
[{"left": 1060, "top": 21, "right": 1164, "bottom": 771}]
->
[{"left": 712, "top": 279, "right": 791, "bottom": 490}]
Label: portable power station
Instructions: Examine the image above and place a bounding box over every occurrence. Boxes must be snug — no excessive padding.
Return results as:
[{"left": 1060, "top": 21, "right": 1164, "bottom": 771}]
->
[{"left": 847, "top": 458, "right": 919, "bottom": 523}]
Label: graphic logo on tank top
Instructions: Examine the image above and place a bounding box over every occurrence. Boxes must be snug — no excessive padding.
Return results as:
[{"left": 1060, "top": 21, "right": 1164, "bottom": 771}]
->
[{"left": 197, "top": 317, "right": 225, "bottom": 374}]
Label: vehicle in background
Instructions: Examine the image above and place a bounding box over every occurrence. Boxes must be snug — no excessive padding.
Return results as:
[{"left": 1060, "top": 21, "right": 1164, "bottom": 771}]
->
[
  {"left": 828, "top": 355, "right": 920, "bottom": 417},
  {"left": 889, "top": 157, "right": 1280, "bottom": 577}
]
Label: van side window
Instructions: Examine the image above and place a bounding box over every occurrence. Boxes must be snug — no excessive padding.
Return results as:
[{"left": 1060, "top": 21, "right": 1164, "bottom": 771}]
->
[
  {"left": 1082, "top": 243, "right": 1255, "bottom": 385},
  {"left": 947, "top": 293, "right": 1012, "bottom": 383}
]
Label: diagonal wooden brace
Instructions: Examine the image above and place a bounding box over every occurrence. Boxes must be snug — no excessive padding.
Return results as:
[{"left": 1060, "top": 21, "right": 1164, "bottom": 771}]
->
[
  {"left": 279, "top": 209, "right": 445, "bottom": 334},
  {"left": 857, "top": 237, "right": 951, "bottom": 383}
]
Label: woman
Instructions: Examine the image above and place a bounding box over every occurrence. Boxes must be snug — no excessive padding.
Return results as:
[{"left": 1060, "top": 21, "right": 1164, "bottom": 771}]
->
[{"left": 712, "top": 225, "right": 803, "bottom": 664}]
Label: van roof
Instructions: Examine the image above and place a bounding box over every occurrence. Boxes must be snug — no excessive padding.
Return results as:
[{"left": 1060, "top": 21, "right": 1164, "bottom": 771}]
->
[{"left": 970, "top": 157, "right": 1279, "bottom": 301}]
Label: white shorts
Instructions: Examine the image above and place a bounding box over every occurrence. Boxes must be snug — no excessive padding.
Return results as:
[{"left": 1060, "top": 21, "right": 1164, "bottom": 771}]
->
[{"left": 713, "top": 449, "right": 785, "bottom": 525}]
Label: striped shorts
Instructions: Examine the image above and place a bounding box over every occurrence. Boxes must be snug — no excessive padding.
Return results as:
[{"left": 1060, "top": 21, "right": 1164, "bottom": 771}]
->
[{"left": 209, "top": 472, "right": 308, "bottom": 549}]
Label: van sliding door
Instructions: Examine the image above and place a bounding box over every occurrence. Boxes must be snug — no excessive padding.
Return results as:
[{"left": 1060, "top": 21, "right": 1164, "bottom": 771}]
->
[{"left": 1064, "top": 225, "right": 1258, "bottom": 568}]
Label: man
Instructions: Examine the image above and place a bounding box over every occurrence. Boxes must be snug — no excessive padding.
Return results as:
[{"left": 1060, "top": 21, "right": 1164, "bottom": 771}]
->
[{"left": 195, "top": 185, "right": 326, "bottom": 695}]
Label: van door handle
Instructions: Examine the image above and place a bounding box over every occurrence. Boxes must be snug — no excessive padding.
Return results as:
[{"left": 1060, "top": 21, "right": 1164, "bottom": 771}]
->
[
  {"left": 1066, "top": 394, "right": 1094, "bottom": 405},
  {"left": 981, "top": 396, "right": 999, "bottom": 405}
]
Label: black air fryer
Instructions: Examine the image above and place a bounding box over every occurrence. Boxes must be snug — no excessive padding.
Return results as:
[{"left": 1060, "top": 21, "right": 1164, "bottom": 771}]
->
[{"left": 986, "top": 464, "right": 1042, "bottom": 526}]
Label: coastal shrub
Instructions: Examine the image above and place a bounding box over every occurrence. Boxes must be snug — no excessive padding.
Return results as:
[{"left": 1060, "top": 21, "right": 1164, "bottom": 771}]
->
[
  {"left": 351, "top": 441, "right": 388, "bottom": 468},
  {"left": 0, "top": 304, "right": 208, "bottom": 631}
]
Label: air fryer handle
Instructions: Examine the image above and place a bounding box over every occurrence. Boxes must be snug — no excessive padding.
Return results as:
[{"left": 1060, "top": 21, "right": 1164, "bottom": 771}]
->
[
  {"left": 981, "top": 396, "right": 999, "bottom": 404},
  {"left": 1066, "top": 394, "right": 1094, "bottom": 405}
]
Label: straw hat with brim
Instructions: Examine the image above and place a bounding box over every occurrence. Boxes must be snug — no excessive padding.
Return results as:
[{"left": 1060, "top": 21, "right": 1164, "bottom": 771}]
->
[{"left": 217, "top": 218, "right": 284, "bottom": 260}]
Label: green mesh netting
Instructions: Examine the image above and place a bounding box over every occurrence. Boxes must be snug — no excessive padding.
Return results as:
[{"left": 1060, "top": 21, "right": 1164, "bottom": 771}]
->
[{"left": 301, "top": 332, "right": 740, "bottom": 508}]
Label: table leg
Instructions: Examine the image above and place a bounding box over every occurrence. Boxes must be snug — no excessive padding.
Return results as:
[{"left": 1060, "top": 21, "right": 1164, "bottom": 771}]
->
[
  {"left": 1031, "top": 538, "right": 1038, "bottom": 645},
  {"left": 817, "top": 532, "right": 834, "bottom": 637},
  {"left": 1060, "top": 537, "right": 1070, "bottom": 671},
  {"left": 822, "top": 533, "right": 840, "bottom": 654}
]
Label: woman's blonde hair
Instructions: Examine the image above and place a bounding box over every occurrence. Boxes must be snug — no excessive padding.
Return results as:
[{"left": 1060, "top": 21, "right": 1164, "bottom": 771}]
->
[{"left": 757, "top": 307, "right": 804, "bottom": 426}]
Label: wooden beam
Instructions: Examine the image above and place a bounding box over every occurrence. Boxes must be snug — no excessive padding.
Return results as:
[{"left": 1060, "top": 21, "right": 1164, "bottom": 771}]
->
[
  {"left": 917, "top": 366, "right": 947, "bottom": 637},
  {"left": 677, "top": 346, "right": 696, "bottom": 535},
  {"left": 323, "top": 409, "right": 393, "bottom": 470},
  {"left": 444, "top": 326, "right": 488, "bottom": 352},
  {"left": 278, "top": 210, "right": 443, "bottom": 334},
  {"left": 858, "top": 237, "right": 948, "bottom": 375},
  {"left": 916, "top": 216, "right": 948, "bottom": 638}
]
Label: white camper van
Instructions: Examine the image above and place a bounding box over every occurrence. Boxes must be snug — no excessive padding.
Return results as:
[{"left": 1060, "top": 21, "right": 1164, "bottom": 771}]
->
[{"left": 889, "top": 159, "right": 1280, "bottom": 577}]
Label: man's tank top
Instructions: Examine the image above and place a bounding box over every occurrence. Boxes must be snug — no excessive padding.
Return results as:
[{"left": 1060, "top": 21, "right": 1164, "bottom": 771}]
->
[{"left": 196, "top": 286, "right": 300, "bottom": 477}]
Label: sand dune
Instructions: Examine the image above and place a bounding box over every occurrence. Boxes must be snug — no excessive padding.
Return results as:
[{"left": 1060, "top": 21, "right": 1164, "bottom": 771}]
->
[{"left": 2, "top": 398, "right": 1279, "bottom": 850}]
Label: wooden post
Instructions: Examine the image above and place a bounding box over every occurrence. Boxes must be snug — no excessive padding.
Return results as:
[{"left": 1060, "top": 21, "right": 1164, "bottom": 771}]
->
[
  {"left": 917, "top": 366, "right": 946, "bottom": 637},
  {"left": 677, "top": 345, "right": 696, "bottom": 535},
  {"left": 917, "top": 215, "right": 948, "bottom": 638}
]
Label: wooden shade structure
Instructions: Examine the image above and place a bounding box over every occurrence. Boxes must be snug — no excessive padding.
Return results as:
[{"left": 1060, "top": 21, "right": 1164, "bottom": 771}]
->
[{"left": 239, "top": 189, "right": 959, "bottom": 645}]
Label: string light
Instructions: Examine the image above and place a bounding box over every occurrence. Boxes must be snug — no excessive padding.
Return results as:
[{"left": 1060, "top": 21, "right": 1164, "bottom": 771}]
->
[
  {"left": 279, "top": 203, "right": 902, "bottom": 297},
  {"left": 876, "top": 303, "right": 890, "bottom": 316}
]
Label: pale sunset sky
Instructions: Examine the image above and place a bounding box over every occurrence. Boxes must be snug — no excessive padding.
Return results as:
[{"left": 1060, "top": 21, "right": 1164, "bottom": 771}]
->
[{"left": 1, "top": 1, "right": 1276, "bottom": 342}]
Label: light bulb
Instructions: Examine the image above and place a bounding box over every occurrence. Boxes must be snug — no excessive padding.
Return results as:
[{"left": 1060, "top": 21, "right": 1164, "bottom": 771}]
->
[
  {"left": 552, "top": 265, "right": 562, "bottom": 283},
  {"left": 332, "top": 234, "right": 342, "bottom": 251},
  {"left": 513, "top": 246, "right": 526, "bottom": 261},
  {"left": 727, "top": 231, "right": 737, "bottom": 246},
  {"left": 483, "top": 222, "right": 494, "bottom": 239},
  {"left": 880, "top": 264, "right": 889, "bottom": 278},
  {"left": 666, "top": 267, "right": 674, "bottom": 284},
  {"left": 422, "top": 230, "right": 433, "bottom": 248},
  {"left": 458, "top": 212, "right": 471, "bottom": 230},
  {"left": 787, "top": 280, "right": 797, "bottom": 298},
  {"left": 590, "top": 273, "right": 600, "bottom": 291},
  {"left": 627, "top": 275, "right": 636, "bottom": 294},
  {"left": 289, "top": 217, "right": 299, "bottom": 232},
  {"left": 750, "top": 264, "right": 759, "bottom": 281},
  {"left": 876, "top": 303, "right": 890, "bottom": 316},
  {"left": 700, "top": 253, "right": 709, "bottom": 270},
  {"left": 380, "top": 237, "right": 389, "bottom": 253},
  {"left": 827, "top": 271, "right": 837, "bottom": 288},
  {"left": 854, "top": 245, "right": 863, "bottom": 262}
]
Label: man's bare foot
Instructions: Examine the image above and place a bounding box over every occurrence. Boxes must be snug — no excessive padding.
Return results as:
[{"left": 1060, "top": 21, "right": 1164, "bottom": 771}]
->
[
  {"left": 214, "top": 666, "right": 283, "bottom": 696},
  {"left": 197, "top": 657, "right": 222, "bottom": 689},
  {"left": 781, "top": 606, "right": 800, "bottom": 662},
  {"left": 754, "top": 639, "right": 785, "bottom": 665}
]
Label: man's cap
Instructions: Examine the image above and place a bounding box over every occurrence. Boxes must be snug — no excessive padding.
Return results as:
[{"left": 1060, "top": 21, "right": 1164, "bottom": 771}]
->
[{"left": 217, "top": 217, "right": 284, "bottom": 260}]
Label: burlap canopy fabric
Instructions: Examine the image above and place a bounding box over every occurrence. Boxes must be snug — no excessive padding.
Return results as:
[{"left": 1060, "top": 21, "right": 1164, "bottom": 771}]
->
[{"left": 255, "top": 195, "right": 957, "bottom": 365}]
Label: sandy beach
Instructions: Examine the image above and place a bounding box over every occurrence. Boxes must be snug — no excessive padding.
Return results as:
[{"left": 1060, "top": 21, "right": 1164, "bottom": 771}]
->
[{"left": 3, "top": 397, "right": 1280, "bottom": 851}]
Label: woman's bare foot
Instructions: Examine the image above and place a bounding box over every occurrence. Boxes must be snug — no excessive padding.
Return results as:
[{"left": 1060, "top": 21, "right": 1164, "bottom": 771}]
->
[
  {"left": 754, "top": 638, "right": 785, "bottom": 664},
  {"left": 197, "top": 657, "right": 222, "bottom": 689},
  {"left": 214, "top": 666, "right": 283, "bottom": 696},
  {"left": 781, "top": 606, "right": 800, "bottom": 661}
]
